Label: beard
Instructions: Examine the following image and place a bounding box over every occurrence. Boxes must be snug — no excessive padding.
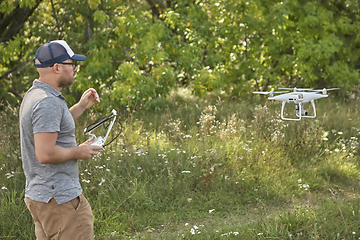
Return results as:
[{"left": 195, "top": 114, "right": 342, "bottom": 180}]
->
[{"left": 57, "top": 71, "right": 75, "bottom": 89}]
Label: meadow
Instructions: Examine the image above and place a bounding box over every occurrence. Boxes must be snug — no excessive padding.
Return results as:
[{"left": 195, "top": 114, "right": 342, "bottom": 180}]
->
[{"left": 1, "top": 89, "right": 360, "bottom": 239}]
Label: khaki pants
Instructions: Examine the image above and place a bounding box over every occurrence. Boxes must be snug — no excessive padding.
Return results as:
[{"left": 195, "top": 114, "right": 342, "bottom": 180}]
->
[{"left": 24, "top": 193, "right": 94, "bottom": 240}]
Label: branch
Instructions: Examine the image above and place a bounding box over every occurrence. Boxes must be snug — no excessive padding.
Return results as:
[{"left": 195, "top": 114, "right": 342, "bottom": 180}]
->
[
  {"left": 0, "top": 60, "right": 30, "bottom": 81},
  {"left": 156, "top": 0, "right": 167, "bottom": 9},
  {"left": 105, "top": 18, "right": 133, "bottom": 62},
  {"left": 0, "top": 0, "right": 43, "bottom": 43},
  {"left": 8, "top": 87, "right": 23, "bottom": 102},
  {"left": 48, "top": 9, "right": 74, "bottom": 41},
  {"left": 146, "top": 0, "right": 167, "bottom": 18},
  {"left": 50, "top": 0, "right": 60, "bottom": 29},
  {"left": 0, "top": 60, "right": 31, "bottom": 103}
]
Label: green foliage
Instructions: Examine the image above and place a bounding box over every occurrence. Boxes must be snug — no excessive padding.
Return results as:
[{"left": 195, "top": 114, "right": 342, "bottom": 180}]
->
[
  {"left": 2, "top": 91, "right": 360, "bottom": 239},
  {"left": 1, "top": 0, "right": 360, "bottom": 109}
]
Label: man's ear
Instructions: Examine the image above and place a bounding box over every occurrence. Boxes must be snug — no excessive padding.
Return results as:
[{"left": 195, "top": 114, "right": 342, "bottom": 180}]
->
[{"left": 52, "top": 63, "right": 60, "bottom": 74}]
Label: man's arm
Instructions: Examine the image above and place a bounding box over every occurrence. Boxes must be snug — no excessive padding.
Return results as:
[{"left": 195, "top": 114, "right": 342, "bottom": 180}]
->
[
  {"left": 70, "top": 88, "right": 100, "bottom": 121},
  {"left": 34, "top": 132, "right": 102, "bottom": 164}
]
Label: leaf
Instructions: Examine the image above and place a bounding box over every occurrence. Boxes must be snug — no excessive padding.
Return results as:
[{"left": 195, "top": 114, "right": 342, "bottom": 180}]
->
[{"left": 93, "top": 10, "right": 108, "bottom": 23}]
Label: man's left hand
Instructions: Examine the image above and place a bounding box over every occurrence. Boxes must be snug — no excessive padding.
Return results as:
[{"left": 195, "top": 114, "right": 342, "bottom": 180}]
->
[{"left": 78, "top": 88, "right": 100, "bottom": 110}]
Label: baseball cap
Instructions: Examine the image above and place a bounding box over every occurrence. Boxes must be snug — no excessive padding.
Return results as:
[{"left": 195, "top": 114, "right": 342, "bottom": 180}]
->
[{"left": 34, "top": 40, "right": 86, "bottom": 68}]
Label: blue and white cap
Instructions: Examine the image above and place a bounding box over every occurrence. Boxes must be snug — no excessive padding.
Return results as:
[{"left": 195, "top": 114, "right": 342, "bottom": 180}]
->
[{"left": 34, "top": 40, "right": 86, "bottom": 68}]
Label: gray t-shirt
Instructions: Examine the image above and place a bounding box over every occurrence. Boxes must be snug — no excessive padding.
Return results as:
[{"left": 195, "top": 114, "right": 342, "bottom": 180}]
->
[{"left": 19, "top": 79, "right": 82, "bottom": 204}]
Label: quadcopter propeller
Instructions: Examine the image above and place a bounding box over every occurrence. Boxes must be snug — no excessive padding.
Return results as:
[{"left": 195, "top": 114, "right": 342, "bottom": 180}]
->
[
  {"left": 278, "top": 87, "right": 313, "bottom": 92},
  {"left": 253, "top": 91, "right": 288, "bottom": 97},
  {"left": 310, "top": 88, "right": 340, "bottom": 95}
]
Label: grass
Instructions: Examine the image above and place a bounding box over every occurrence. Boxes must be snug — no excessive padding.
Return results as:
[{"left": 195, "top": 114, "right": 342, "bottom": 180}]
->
[{"left": 1, "top": 89, "right": 360, "bottom": 239}]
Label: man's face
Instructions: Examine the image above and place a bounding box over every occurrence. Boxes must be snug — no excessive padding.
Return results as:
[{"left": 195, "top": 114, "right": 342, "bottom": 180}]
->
[{"left": 57, "top": 59, "right": 77, "bottom": 88}]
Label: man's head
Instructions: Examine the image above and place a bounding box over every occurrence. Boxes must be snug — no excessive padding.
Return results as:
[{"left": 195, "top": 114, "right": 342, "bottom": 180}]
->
[
  {"left": 34, "top": 40, "right": 86, "bottom": 68},
  {"left": 34, "top": 40, "right": 86, "bottom": 90}
]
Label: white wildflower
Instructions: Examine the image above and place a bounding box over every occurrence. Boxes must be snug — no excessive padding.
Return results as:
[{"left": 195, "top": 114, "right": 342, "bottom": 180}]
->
[{"left": 99, "top": 178, "right": 105, "bottom": 186}]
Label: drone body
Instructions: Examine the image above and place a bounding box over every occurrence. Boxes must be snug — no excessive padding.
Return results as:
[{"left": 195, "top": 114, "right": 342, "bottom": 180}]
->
[{"left": 253, "top": 87, "right": 339, "bottom": 121}]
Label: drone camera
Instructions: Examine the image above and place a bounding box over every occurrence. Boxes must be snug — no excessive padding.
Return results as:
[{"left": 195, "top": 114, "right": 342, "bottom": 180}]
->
[{"left": 296, "top": 109, "right": 308, "bottom": 117}]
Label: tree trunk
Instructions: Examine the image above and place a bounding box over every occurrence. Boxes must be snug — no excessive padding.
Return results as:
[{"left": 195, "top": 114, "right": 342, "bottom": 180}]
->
[{"left": 0, "top": 0, "right": 43, "bottom": 43}]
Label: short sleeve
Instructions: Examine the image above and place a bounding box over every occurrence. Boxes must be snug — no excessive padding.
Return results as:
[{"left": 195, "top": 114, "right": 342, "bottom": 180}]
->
[{"left": 32, "top": 97, "right": 62, "bottom": 134}]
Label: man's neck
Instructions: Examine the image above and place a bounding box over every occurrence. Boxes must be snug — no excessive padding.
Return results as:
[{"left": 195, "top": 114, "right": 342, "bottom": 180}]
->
[{"left": 38, "top": 77, "right": 63, "bottom": 92}]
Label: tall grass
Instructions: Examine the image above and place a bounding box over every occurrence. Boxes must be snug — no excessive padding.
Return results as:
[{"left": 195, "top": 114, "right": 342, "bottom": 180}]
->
[{"left": 1, "top": 89, "right": 360, "bottom": 239}]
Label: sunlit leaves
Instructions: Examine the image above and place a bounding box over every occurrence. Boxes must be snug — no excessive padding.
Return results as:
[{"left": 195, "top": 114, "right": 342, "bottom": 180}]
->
[
  {"left": 108, "top": 62, "right": 175, "bottom": 108},
  {"left": 0, "top": 1, "right": 16, "bottom": 14},
  {"left": 194, "top": 68, "right": 222, "bottom": 97},
  {"left": 88, "top": 0, "right": 101, "bottom": 10},
  {"left": 1, "top": 0, "right": 360, "bottom": 109},
  {"left": 93, "top": 10, "right": 108, "bottom": 24},
  {"left": 0, "top": 0, "right": 39, "bottom": 14}
]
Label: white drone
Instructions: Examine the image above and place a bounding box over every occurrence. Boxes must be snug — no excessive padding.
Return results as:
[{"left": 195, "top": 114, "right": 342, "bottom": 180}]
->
[{"left": 253, "top": 87, "right": 339, "bottom": 121}]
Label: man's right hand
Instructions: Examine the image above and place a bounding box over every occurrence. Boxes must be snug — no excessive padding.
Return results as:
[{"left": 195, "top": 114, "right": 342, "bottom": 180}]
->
[
  {"left": 78, "top": 139, "right": 103, "bottom": 160},
  {"left": 34, "top": 132, "right": 103, "bottom": 164}
]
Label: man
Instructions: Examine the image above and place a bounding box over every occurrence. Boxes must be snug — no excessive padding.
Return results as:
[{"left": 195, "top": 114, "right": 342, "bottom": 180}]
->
[{"left": 19, "top": 40, "right": 103, "bottom": 239}]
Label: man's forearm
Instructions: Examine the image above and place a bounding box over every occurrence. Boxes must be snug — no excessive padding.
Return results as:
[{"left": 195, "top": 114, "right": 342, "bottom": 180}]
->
[
  {"left": 70, "top": 88, "right": 100, "bottom": 121},
  {"left": 69, "top": 103, "right": 86, "bottom": 121},
  {"left": 36, "top": 144, "right": 81, "bottom": 164}
]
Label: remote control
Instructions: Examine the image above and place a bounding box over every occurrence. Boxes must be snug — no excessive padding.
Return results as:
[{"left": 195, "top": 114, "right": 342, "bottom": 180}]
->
[
  {"left": 84, "top": 109, "right": 118, "bottom": 148},
  {"left": 91, "top": 136, "right": 105, "bottom": 146}
]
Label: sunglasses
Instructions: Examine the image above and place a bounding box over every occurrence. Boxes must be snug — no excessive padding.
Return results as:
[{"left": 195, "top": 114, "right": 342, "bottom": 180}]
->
[{"left": 57, "top": 62, "right": 77, "bottom": 69}]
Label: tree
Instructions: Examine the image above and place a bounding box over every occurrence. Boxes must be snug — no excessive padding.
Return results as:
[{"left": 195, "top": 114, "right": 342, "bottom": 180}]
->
[
  {"left": 0, "top": 0, "right": 43, "bottom": 43},
  {"left": 0, "top": 0, "right": 43, "bottom": 107},
  {"left": 1, "top": 0, "right": 359, "bottom": 110}
]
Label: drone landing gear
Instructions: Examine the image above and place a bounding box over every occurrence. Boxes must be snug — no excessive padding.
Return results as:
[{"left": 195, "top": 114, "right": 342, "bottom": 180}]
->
[{"left": 281, "top": 100, "right": 316, "bottom": 121}]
